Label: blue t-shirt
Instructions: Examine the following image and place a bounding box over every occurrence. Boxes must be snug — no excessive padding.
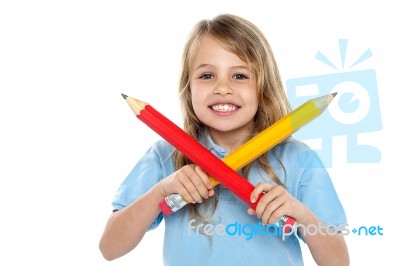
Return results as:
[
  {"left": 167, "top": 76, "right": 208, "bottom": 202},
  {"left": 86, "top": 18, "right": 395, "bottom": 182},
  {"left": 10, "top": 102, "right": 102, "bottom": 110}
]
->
[{"left": 112, "top": 134, "right": 346, "bottom": 266}]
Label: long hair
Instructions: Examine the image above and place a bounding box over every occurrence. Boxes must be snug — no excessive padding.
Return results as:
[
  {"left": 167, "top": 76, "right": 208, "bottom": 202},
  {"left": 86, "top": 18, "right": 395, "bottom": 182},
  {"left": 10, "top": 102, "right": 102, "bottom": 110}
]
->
[{"left": 175, "top": 14, "right": 291, "bottom": 221}]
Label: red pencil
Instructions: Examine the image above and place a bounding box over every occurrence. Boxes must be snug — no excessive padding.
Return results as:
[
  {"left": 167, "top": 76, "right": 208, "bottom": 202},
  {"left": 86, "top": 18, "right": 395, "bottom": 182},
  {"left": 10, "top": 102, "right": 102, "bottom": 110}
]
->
[{"left": 122, "top": 94, "right": 295, "bottom": 229}]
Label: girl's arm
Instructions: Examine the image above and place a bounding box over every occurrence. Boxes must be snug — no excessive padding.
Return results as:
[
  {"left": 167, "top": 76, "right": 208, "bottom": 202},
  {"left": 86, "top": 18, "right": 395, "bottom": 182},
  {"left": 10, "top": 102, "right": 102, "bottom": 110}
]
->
[
  {"left": 99, "top": 164, "right": 213, "bottom": 260},
  {"left": 99, "top": 183, "right": 166, "bottom": 260},
  {"left": 248, "top": 183, "right": 349, "bottom": 266},
  {"left": 298, "top": 210, "right": 349, "bottom": 266}
]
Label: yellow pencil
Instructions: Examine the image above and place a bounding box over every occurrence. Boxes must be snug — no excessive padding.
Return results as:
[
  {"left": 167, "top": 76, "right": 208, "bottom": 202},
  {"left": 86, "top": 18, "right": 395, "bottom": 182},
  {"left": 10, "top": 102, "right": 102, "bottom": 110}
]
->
[
  {"left": 223, "top": 92, "right": 337, "bottom": 174},
  {"left": 162, "top": 93, "right": 337, "bottom": 215}
]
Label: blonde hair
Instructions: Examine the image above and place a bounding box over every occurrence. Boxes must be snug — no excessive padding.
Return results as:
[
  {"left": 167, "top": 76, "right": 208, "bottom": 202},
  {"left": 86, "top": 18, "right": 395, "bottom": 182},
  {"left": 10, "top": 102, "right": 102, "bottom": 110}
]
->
[{"left": 175, "top": 14, "right": 291, "bottom": 220}]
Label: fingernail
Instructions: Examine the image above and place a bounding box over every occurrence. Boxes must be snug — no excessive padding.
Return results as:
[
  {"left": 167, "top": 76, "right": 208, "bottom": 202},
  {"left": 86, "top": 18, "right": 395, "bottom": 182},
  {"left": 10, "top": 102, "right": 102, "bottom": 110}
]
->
[{"left": 251, "top": 197, "right": 255, "bottom": 203}]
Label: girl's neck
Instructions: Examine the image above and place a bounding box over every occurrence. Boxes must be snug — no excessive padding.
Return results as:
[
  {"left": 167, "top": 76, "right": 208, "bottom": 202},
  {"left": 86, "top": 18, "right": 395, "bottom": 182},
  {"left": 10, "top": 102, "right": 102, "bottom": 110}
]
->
[{"left": 208, "top": 127, "right": 252, "bottom": 153}]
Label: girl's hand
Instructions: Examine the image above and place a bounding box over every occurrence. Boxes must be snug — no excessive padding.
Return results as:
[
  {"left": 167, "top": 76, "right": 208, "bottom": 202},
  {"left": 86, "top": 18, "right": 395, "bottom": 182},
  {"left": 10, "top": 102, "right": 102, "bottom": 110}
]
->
[
  {"left": 159, "top": 164, "right": 214, "bottom": 204},
  {"left": 247, "top": 183, "right": 309, "bottom": 225}
]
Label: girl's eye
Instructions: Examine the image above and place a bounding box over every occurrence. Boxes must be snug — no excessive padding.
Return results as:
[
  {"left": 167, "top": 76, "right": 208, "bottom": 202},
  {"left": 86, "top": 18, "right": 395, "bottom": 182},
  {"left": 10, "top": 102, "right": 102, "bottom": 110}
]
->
[
  {"left": 233, "top": 74, "right": 248, "bottom": 80},
  {"left": 199, "top": 73, "right": 213, "bottom": 79}
]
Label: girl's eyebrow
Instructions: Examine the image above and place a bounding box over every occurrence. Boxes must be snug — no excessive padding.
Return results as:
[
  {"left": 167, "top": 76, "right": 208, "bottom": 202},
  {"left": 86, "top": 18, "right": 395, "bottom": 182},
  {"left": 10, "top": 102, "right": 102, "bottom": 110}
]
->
[
  {"left": 231, "top": 65, "right": 250, "bottom": 70},
  {"left": 193, "top": 64, "right": 250, "bottom": 71},
  {"left": 193, "top": 64, "right": 213, "bottom": 71}
]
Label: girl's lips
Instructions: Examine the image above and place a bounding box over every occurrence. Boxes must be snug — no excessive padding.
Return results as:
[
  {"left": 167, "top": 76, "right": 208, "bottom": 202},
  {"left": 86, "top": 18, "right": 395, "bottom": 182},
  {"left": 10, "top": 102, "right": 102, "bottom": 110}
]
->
[
  {"left": 208, "top": 103, "right": 241, "bottom": 115},
  {"left": 210, "top": 103, "right": 238, "bottom": 112}
]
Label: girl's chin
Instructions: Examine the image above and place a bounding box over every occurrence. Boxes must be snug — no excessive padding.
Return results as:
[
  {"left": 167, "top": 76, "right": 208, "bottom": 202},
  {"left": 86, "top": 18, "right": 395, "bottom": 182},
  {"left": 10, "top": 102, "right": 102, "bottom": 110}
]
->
[{"left": 207, "top": 124, "right": 251, "bottom": 135}]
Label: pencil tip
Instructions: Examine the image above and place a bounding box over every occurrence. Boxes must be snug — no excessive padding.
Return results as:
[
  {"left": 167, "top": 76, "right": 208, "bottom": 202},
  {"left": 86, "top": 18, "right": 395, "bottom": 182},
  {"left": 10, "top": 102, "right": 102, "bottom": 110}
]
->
[
  {"left": 121, "top": 93, "right": 128, "bottom": 99},
  {"left": 332, "top": 92, "right": 338, "bottom": 97}
]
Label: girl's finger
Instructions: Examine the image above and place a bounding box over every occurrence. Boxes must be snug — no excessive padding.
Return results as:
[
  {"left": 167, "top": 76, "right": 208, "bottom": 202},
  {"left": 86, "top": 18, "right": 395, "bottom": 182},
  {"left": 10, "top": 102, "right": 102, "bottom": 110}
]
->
[
  {"left": 194, "top": 165, "right": 213, "bottom": 190},
  {"left": 250, "top": 183, "right": 273, "bottom": 203},
  {"left": 260, "top": 196, "right": 285, "bottom": 225},
  {"left": 193, "top": 165, "right": 213, "bottom": 198},
  {"left": 247, "top": 208, "right": 256, "bottom": 215},
  {"left": 177, "top": 169, "right": 203, "bottom": 203}
]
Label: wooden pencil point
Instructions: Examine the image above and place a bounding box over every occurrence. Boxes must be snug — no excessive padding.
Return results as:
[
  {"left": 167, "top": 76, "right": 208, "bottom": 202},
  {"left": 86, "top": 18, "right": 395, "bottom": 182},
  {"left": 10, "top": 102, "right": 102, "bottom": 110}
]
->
[
  {"left": 121, "top": 93, "right": 128, "bottom": 99},
  {"left": 123, "top": 95, "right": 148, "bottom": 115}
]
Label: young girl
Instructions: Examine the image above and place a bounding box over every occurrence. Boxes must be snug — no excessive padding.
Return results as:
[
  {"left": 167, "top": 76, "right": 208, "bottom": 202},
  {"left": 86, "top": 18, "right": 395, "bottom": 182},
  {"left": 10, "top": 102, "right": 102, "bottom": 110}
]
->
[{"left": 99, "top": 14, "right": 349, "bottom": 265}]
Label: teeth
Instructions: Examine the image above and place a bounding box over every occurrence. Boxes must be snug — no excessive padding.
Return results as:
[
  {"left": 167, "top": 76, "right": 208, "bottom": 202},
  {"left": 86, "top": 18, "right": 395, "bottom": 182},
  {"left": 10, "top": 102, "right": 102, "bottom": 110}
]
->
[{"left": 211, "top": 104, "right": 237, "bottom": 112}]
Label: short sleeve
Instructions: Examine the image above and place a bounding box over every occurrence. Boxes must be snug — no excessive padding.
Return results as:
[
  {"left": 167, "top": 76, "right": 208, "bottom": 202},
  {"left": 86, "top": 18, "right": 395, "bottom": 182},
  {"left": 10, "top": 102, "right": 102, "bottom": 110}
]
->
[
  {"left": 112, "top": 141, "right": 174, "bottom": 231},
  {"left": 297, "top": 150, "right": 347, "bottom": 226}
]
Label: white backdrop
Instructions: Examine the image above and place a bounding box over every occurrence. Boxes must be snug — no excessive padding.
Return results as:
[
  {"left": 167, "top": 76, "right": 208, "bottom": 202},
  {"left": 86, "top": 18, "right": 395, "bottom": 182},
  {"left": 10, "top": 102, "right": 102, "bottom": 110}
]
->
[{"left": 0, "top": 0, "right": 398, "bottom": 265}]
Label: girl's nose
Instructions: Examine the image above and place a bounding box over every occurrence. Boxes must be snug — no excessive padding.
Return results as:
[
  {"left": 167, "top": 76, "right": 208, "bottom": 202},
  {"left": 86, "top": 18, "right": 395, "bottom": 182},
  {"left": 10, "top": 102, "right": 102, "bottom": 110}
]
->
[{"left": 213, "top": 80, "right": 233, "bottom": 95}]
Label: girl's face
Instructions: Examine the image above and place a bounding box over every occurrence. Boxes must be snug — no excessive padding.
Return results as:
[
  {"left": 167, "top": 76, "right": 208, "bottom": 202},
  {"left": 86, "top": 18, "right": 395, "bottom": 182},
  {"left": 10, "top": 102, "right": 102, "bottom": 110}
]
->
[{"left": 190, "top": 36, "right": 258, "bottom": 143}]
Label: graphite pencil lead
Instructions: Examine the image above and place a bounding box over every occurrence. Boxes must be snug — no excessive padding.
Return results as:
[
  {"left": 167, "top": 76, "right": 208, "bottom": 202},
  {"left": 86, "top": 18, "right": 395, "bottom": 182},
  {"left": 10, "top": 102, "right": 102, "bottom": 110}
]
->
[
  {"left": 332, "top": 92, "right": 338, "bottom": 97},
  {"left": 121, "top": 93, "right": 128, "bottom": 99}
]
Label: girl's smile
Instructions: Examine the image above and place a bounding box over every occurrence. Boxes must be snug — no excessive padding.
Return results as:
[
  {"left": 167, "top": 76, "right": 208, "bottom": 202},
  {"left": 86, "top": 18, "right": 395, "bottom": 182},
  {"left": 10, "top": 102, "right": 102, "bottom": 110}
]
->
[{"left": 209, "top": 101, "right": 240, "bottom": 115}]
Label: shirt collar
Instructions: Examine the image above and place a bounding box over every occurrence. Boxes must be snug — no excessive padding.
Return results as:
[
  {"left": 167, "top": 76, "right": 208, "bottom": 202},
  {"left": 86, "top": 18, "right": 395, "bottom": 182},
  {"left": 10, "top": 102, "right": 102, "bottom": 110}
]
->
[{"left": 199, "top": 130, "right": 228, "bottom": 159}]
